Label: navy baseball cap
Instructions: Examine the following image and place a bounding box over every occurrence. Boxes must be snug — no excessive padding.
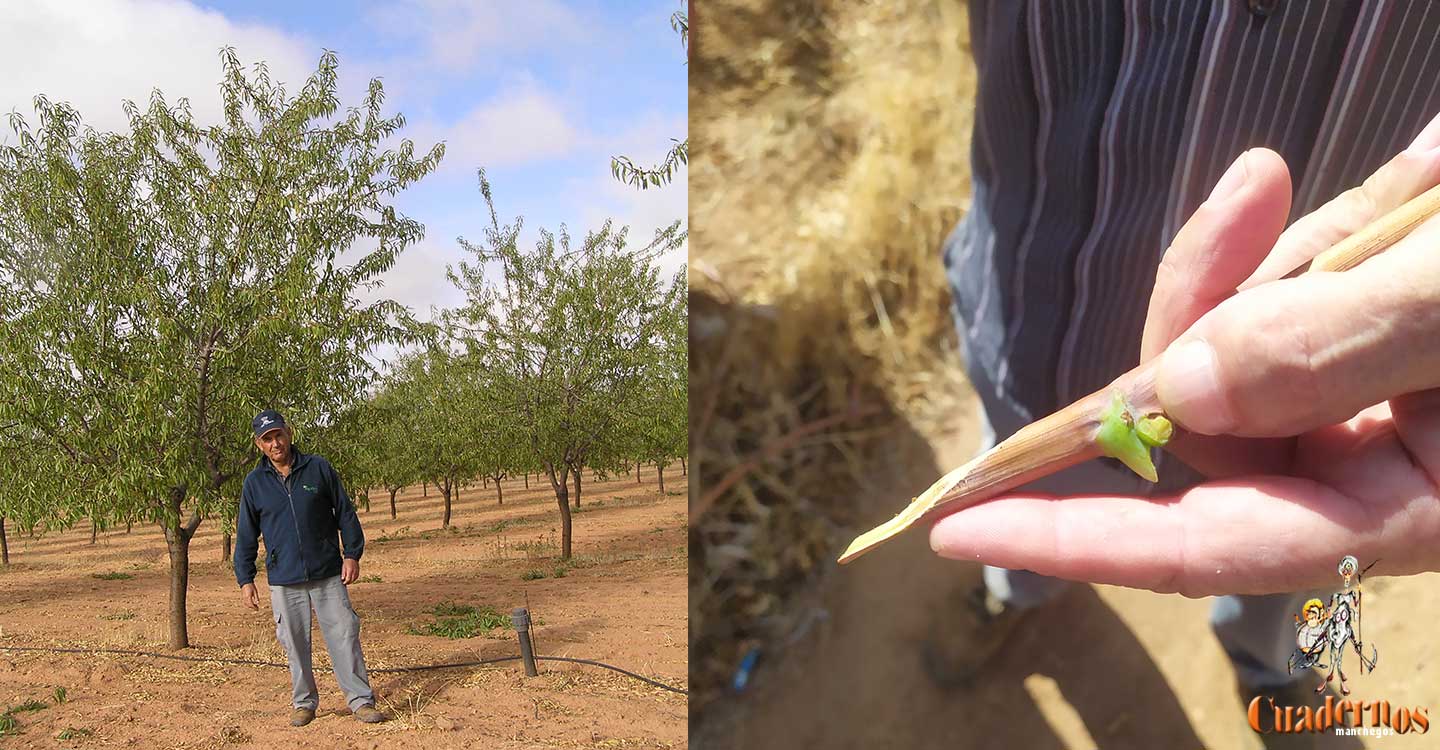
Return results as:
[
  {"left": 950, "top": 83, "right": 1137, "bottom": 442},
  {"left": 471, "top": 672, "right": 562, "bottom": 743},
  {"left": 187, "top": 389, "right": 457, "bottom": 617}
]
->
[{"left": 252, "top": 409, "right": 287, "bottom": 437}]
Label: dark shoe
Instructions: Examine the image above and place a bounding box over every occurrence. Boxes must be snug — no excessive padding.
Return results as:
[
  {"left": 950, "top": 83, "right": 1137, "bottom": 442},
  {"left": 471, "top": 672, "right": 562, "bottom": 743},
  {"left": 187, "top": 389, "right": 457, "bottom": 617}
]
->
[
  {"left": 352, "top": 704, "right": 386, "bottom": 723},
  {"left": 919, "top": 584, "right": 1032, "bottom": 691},
  {"left": 289, "top": 707, "right": 316, "bottom": 727}
]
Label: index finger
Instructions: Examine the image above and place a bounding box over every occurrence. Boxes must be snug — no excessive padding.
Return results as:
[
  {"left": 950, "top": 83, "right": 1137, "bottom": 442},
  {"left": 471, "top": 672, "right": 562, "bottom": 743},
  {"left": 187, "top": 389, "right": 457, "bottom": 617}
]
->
[
  {"left": 1140, "top": 148, "right": 1292, "bottom": 361},
  {"left": 927, "top": 476, "right": 1367, "bottom": 597}
]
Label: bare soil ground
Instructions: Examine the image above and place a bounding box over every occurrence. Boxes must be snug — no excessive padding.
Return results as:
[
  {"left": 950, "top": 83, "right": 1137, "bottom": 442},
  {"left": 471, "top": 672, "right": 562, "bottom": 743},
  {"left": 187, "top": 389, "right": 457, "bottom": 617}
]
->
[{"left": 0, "top": 470, "right": 688, "bottom": 749}]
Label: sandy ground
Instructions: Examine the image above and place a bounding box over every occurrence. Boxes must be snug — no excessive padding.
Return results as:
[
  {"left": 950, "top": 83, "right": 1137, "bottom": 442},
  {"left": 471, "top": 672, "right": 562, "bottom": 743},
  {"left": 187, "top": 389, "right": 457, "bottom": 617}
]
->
[
  {"left": 0, "top": 470, "right": 688, "bottom": 749},
  {"left": 693, "top": 406, "right": 1440, "bottom": 750}
]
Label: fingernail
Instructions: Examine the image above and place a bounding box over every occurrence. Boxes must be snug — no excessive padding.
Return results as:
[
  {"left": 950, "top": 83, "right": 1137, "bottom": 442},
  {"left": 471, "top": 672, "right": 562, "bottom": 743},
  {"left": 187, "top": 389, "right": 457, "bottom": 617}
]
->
[
  {"left": 1208, "top": 151, "right": 1250, "bottom": 202},
  {"left": 1157, "top": 339, "right": 1235, "bottom": 435},
  {"left": 1404, "top": 111, "right": 1440, "bottom": 155}
]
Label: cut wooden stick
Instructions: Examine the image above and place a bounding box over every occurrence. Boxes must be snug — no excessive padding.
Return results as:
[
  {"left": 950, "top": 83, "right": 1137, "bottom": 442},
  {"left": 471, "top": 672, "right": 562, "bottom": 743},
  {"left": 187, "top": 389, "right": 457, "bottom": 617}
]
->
[
  {"left": 839, "top": 179, "right": 1440, "bottom": 565},
  {"left": 837, "top": 368, "right": 1162, "bottom": 564},
  {"left": 1306, "top": 181, "right": 1440, "bottom": 274}
]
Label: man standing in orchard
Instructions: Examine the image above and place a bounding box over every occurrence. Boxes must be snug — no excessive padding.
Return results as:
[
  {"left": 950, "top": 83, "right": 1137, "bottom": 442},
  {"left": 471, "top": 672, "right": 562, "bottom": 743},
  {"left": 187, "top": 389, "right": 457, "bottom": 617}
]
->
[{"left": 235, "top": 409, "right": 387, "bottom": 726}]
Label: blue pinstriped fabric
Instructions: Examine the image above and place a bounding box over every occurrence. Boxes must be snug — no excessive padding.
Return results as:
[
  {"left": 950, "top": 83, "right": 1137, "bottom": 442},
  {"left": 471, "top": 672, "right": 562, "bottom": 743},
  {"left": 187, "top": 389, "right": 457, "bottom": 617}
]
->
[{"left": 945, "top": 0, "right": 1440, "bottom": 491}]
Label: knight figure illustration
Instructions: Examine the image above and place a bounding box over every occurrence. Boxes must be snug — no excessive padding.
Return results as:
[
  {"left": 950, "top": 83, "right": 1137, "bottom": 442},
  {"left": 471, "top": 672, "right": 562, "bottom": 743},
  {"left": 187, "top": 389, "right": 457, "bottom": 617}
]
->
[{"left": 1286, "top": 555, "right": 1378, "bottom": 696}]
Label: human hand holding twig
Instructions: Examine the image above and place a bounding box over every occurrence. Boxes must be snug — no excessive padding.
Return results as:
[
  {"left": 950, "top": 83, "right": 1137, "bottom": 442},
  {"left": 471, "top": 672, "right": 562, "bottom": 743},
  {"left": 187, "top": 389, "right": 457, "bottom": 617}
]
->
[{"left": 928, "top": 113, "right": 1440, "bottom": 596}]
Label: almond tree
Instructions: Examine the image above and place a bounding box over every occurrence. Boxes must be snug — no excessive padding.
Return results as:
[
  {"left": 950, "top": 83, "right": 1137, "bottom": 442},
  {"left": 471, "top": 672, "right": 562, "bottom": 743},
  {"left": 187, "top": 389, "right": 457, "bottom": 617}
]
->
[
  {"left": 632, "top": 273, "right": 688, "bottom": 492},
  {"left": 310, "top": 398, "right": 386, "bottom": 515},
  {"left": 447, "top": 171, "right": 684, "bottom": 559},
  {"left": 359, "top": 384, "right": 423, "bottom": 519},
  {"left": 394, "top": 349, "right": 480, "bottom": 529},
  {"left": 0, "top": 49, "right": 440, "bottom": 648},
  {"left": 0, "top": 428, "right": 68, "bottom": 566},
  {"left": 472, "top": 389, "right": 523, "bottom": 506}
]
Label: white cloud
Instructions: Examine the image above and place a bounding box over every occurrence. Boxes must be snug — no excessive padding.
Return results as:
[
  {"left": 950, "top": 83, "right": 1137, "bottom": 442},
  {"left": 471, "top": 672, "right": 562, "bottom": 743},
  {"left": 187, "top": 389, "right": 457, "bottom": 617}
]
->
[
  {"left": 355, "top": 238, "right": 467, "bottom": 323},
  {"left": 365, "top": 0, "right": 585, "bottom": 76},
  {"left": 413, "top": 78, "right": 580, "bottom": 174},
  {"left": 0, "top": 0, "right": 320, "bottom": 136}
]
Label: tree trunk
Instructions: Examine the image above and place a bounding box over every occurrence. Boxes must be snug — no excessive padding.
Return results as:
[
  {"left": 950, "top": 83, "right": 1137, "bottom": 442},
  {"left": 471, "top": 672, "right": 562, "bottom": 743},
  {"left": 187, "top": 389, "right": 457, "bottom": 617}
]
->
[
  {"left": 573, "top": 469, "right": 582, "bottom": 509},
  {"left": 164, "top": 530, "right": 191, "bottom": 649},
  {"left": 0, "top": 517, "right": 9, "bottom": 566},
  {"left": 524, "top": 472, "right": 529, "bottom": 489},
  {"left": 161, "top": 486, "right": 202, "bottom": 650},
  {"left": 126, "top": 521, "right": 133, "bottom": 534},
  {"left": 221, "top": 532, "right": 232, "bottom": 566},
  {"left": 389, "top": 487, "right": 399, "bottom": 519},
  {"left": 91, "top": 520, "right": 98, "bottom": 545},
  {"left": 546, "top": 465, "right": 573, "bottom": 560},
  {"left": 441, "top": 477, "right": 453, "bottom": 529},
  {"left": 495, "top": 476, "right": 504, "bottom": 506},
  {"left": 658, "top": 463, "right": 665, "bottom": 494},
  {"left": 423, "top": 481, "right": 428, "bottom": 498},
  {"left": 636, "top": 462, "right": 642, "bottom": 483},
  {"left": 681, "top": 457, "right": 687, "bottom": 476}
]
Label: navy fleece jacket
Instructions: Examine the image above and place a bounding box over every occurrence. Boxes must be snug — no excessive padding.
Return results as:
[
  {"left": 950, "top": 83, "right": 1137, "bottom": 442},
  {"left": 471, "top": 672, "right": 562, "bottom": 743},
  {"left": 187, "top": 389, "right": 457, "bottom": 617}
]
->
[{"left": 234, "top": 448, "right": 364, "bottom": 587}]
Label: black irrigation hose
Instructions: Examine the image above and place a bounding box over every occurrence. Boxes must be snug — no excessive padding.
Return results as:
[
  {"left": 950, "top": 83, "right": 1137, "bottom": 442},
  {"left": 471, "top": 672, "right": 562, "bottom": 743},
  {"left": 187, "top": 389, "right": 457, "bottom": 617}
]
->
[
  {"left": 526, "top": 656, "right": 686, "bottom": 695},
  {"left": 0, "top": 645, "right": 687, "bottom": 695}
]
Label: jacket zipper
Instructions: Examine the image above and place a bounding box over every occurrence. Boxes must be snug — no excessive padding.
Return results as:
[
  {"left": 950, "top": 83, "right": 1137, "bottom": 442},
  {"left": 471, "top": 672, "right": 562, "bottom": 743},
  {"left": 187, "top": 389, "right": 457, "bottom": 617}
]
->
[{"left": 273, "top": 466, "right": 310, "bottom": 582}]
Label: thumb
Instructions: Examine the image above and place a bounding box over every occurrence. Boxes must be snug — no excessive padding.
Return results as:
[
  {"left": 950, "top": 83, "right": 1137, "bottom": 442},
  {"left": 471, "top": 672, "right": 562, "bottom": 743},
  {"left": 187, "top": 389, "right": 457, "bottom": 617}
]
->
[{"left": 1155, "top": 233, "right": 1440, "bottom": 436}]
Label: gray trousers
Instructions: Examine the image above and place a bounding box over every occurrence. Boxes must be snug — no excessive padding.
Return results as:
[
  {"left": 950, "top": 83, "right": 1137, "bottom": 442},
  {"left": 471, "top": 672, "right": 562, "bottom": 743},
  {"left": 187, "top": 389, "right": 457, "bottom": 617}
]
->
[
  {"left": 270, "top": 575, "right": 375, "bottom": 711},
  {"left": 968, "top": 365, "right": 1317, "bottom": 689}
]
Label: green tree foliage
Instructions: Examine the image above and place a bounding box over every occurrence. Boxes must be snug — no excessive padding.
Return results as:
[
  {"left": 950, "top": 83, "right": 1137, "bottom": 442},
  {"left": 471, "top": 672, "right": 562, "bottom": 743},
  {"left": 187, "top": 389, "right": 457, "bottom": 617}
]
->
[
  {"left": 390, "top": 348, "right": 481, "bottom": 529},
  {"left": 467, "top": 373, "right": 524, "bottom": 506},
  {"left": 631, "top": 269, "right": 688, "bottom": 491},
  {"left": 310, "top": 397, "right": 385, "bottom": 514},
  {"left": 447, "top": 170, "right": 685, "bottom": 559},
  {"left": 611, "top": 138, "right": 686, "bottom": 191},
  {"left": 363, "top": 382, "right": 424, "bottom": 519},
  {"left": 0, "top": 49, "right": 441, "bottom": 648}
]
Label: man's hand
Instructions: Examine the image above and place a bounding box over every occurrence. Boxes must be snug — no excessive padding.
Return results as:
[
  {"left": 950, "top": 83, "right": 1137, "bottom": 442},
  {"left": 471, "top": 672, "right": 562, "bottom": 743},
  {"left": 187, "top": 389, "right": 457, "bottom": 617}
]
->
[
  {"left": 240, "top": 583, "right": 260, "bottom": 610},
  {"left": 930, "top": 111, "right": 1440, "bottom": 596},
  {"left": 341, "top": 558, "right": 360, "bottom": 585}
]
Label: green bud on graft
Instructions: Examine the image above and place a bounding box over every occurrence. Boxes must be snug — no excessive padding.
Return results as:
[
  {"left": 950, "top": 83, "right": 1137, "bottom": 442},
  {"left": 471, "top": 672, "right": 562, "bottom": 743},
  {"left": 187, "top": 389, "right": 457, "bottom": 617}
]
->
[
  {"left": 1095, "top": 391, "right": 1160, "bottom": 483},
  {"left": 1136, "top": 414, "right": 1173, "bottom": 448}
]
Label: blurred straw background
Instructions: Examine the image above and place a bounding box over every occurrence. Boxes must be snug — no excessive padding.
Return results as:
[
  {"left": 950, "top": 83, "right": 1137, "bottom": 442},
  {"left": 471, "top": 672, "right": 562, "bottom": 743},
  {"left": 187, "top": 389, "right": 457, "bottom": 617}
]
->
[{"left": 688, "top": 0, "right": 978, "bottom": 722}]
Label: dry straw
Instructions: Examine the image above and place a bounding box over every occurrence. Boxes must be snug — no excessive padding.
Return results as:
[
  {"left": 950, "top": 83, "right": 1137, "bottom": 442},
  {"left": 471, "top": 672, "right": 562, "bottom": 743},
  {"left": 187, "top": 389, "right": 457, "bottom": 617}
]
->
[{"left": 690, "top": 0, "right": 978, "bottom": 719}]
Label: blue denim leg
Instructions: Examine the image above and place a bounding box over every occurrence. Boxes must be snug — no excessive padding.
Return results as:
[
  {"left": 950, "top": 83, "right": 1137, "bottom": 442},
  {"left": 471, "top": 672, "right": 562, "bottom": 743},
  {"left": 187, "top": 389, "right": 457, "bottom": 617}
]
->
[
  {"left": 1211, "top": 590, "right": 1326, "bottom": 688},
  {"left": 983, "top": 565, "right": 1071, "bottom": 610}
]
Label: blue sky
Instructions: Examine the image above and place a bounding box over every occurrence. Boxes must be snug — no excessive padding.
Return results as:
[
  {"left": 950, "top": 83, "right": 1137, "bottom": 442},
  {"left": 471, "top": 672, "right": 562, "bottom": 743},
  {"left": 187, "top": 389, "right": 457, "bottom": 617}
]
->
[{"left": 0, "top": 0, "right": 687, "bottom": 324}]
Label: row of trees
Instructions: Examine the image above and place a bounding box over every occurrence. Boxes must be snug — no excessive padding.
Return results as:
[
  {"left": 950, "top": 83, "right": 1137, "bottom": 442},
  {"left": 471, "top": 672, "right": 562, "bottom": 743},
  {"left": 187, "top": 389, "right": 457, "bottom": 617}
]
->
[
  {"left": 0, "top": 50, "right": 686, "bottom": 649},
  {"left": 319, "top": 291, "right": 687, "bottom": 540}
]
